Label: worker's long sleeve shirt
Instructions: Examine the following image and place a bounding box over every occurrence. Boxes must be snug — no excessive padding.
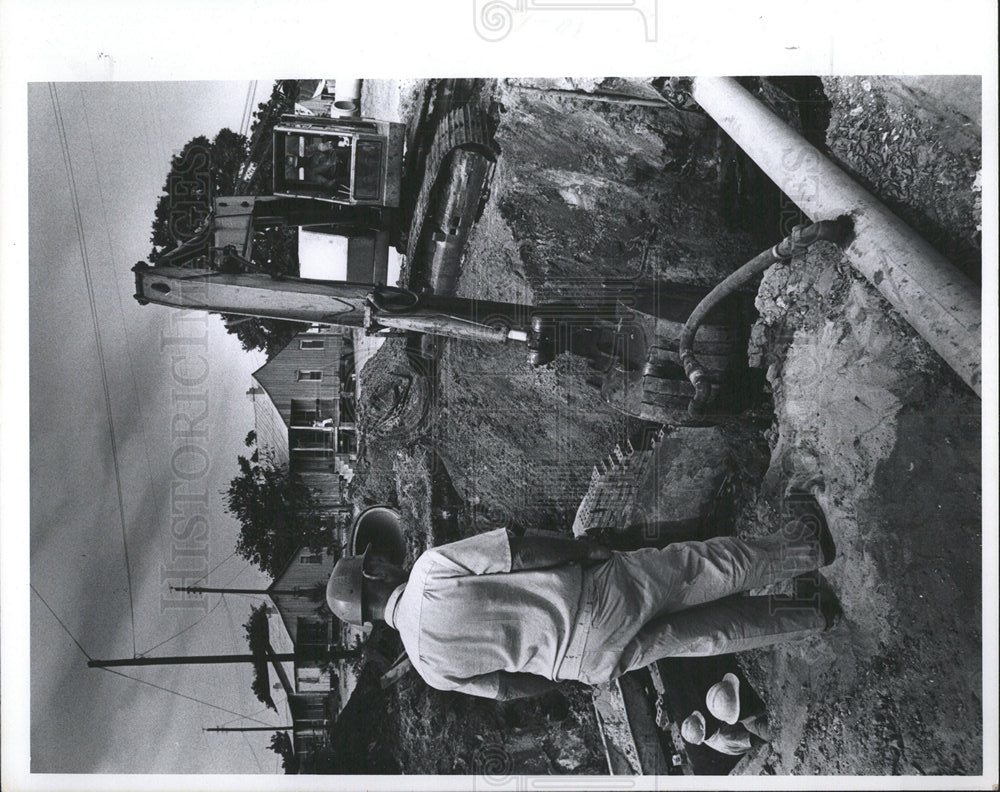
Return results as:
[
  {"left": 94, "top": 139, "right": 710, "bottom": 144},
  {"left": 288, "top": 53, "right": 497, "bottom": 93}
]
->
[
  {"left": 384, "top": 528, "right": 584, "bottom": 698},
  {"left": 385, "top": 529, "right": 827, "bottom": 697}
]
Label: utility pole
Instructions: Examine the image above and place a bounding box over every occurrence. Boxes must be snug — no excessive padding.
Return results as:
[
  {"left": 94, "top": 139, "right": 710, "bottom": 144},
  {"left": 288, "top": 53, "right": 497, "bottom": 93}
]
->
[
  {"left": 170, "top": 585, "right": 306, "bottom": 596},
  {"left": 205, "top": 726, "right": 293, "bottom": 732},
  {"left": 88, "top": 654, "right": 296, "bottom": 668},
  {"left": 88, "top": 647, "right": 361, "bottom": 669}
]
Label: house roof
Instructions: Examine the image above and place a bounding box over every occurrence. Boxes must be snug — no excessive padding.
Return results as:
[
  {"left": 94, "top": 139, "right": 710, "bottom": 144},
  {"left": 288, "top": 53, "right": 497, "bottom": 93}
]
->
[{"left": 250, "top": 376, "right": 289, "bottom": 465}]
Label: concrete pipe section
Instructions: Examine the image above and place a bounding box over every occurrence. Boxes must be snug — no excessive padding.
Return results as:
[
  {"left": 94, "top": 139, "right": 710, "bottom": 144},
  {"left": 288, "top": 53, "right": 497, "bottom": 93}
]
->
[
  {"left": 350, "top": 505, "right": 407, "bottom": 566},
  {"left": 332, "top": 78, "right": 362, "bottom": 117},
  {"left": 691, "top": 77, "right": 982, "bottom": 396}
]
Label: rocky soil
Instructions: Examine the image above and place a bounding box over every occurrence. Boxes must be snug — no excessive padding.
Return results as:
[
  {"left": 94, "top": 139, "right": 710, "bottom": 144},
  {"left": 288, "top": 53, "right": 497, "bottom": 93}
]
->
[
  {"left": 348, "top": 76, "right": 984, "bottom": 776},
  {"left": 733, "top": 76, "right": 983, "bottom": 776}
]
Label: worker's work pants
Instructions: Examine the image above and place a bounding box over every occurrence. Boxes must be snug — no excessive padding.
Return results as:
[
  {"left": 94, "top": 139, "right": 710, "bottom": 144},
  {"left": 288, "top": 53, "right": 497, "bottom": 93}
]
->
[{"left": 557, "top": 533, "right": 826, "bottom": 684}]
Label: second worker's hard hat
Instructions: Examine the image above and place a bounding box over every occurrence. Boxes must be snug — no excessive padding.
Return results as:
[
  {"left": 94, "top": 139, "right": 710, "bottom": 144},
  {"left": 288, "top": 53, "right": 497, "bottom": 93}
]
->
[
  {"left": 680, "top": 711, "right": 707, "bottom": 745},
  {"left": 706, "top": 672, "right": 741, "bottom": 724},
  {"left": 326, "top": 545, "right": 371, "bottom": 626}
]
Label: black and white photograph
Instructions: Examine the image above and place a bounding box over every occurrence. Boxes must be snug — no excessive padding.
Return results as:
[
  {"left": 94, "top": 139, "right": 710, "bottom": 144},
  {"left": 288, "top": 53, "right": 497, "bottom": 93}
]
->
[{"left": 2, "top": 3, "right": 997, "bottom": 790}]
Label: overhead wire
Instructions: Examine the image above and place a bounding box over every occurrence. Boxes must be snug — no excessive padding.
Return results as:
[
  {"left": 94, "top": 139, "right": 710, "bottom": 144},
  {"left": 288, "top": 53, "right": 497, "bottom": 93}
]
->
[
  {"left": 41, "top": 81, "right": 296, "bottom": 754},
  {"left": 217, "top": 703, "right": 276, "bottom": 729},
  {"left": 50, "top": 82, "right": 139, "bottom": 658},
  {"left": 221, "top": 593, "right": 251, "bottom": 708},
  {"left": 239, "top": 81, "right": 254, "bottom": 140},
  {"left": 30, "top": 584, "right": 94, "bottom": 660},
  {"left": 136, "top": 554, "right": 248, "bottom": 656},
  {"left": 145, "top": 82, "right": 171, "bottom": 166},
  {"left": 188, "top": 550, "right": 238, "bottom": 588},
  {"left": 242, "top": 731, "right": 265, "bottom": 772},
  {"left": 137, "top": 595, "right": 226, "bottom": 658},
  {"left": 78, "top": 86, "right": 166, "bottom": 517},
  {"left": 101, "top": 668, "right": 278, "bottom": 727},
  {"left": 31, "top": 584, "right": 277, "bottom": 727},
  {"left": 246, "top": 80, "right": 260, "bottom": 138},
  {"left": 132, "top": 82, "right": 157, "bottom": 174}
]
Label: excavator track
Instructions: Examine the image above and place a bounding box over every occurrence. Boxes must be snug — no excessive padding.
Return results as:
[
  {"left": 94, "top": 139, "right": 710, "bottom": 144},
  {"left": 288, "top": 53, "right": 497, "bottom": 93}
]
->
[{"left": 403, "top": 103, "right": 498, "bottom": 269}]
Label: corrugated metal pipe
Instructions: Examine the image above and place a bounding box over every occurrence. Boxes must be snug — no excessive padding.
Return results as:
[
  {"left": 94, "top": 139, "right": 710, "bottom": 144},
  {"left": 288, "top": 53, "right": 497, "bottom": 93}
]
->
[
  {"left": 690, "top": 77, "right": 982, "bottom": 396},
  {"left": 679, "top": 219, "right": 852, "bottom": 416}
]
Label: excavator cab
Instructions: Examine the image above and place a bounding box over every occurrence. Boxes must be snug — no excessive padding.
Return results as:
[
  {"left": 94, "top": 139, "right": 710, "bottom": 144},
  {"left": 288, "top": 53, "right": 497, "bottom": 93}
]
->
[
  {"left": 272, "top": 116, "right": 405, "bottom": 208},
  {"left": 145, "top": 194, "right": 396, "bottom": 286}
]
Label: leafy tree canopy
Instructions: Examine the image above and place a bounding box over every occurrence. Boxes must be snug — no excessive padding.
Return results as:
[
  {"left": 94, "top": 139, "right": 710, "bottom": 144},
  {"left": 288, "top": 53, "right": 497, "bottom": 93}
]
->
[
  {"left": 267, "top": 731, "right": 299, "bottom": 774},
  {"left": 223, "top": 433, "right": 329, "bottom": 577},
  {"left": 147, "top": 81, "right": 308, "bottom": 358},
  {"left": 243, "top": 602, "right": 277, "bottom": 711},
  {"left": 148, "top": 129, "right": 249, "bottom": 260}
]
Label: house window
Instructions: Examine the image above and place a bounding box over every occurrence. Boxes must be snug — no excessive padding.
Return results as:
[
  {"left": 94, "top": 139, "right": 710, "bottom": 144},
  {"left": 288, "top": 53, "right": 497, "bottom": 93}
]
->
[
  {"left": 300, "top": 554, "right": 322, "bottom": 564},
  {"left": 337, "top": 429, "right": 357, "bottom": 455},
  {"left": 291, "top": 398, "right": 337, "bottom": 427},
  {"left": 296, "top": 370, "right": 323, "bottom": 381},
  {"left": 297, "top": 618, "right": 328, "bottom": 646},
  {"left": 300, "top": 339, "right": 325, "bottom": 350}
]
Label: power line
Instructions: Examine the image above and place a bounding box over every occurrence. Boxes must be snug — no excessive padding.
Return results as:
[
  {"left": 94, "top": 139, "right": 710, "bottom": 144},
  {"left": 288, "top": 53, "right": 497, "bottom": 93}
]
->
[
  {"left": 145, "top": 82, "right": 171, "bottom": 166},
  {"left": 50, "top": 83, "right": 138, "bottom": 657},
  {"left": 218, "top": 703, "right": 276, "bottom": 729},
  {"left": 190, "top": 550, "right": 238, "bottom": 588},
  {"left": 239, "top": 82, "right": 254, "bottom": 140},
  {"left": 30, "top": 584, "right": 93, "bottom": 660},
  {"left": 100, "top": 668, "right": 277, "bottom": 727},
  {"left": 136, "top": 554, "right": 247, "bottom": 656},
  {"left": 78, "top": 85, "right": 166, "bottom": 514},
  {"left": 241, "top": 731, "right": 264, "bottom": 772},
  {"left": 249, "top": 81, "right": 261, "bottom": 136},
  {"left": 221, "top": 593, "right": 250, "bottom": 708},
  {"left": 133, "top": 82, "right": 158, "bottom": 173},
  {"left": 33, "top": 584, "right": 276, "bottom": 727},
  {"left": 137, "top": 595, "right": 225, "bottom": 658}
]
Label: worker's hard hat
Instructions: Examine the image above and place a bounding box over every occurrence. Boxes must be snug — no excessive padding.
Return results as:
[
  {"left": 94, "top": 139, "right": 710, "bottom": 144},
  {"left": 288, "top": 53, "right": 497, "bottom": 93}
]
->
[
  {"left": 706, "top": 672, "right": 741, "bottom": 724},
  {"left": 681, "top": 711, "right": 707, "bottom": 745},
  {"left": 326, "top": 545, "right": 371, "bottom": 626}
]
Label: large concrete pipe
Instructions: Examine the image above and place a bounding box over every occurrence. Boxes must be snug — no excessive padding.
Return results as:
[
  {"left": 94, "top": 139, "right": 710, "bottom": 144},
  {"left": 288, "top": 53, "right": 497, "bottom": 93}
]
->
[
  {"left": 691, "top": 77, "right": 982, "bottom": 396},
  {"left": 332, "top": 78, "right": 362, "bottom": 117}
]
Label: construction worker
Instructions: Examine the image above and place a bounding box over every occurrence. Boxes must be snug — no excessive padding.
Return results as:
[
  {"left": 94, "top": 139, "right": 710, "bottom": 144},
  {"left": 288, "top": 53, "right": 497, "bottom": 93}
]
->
[
  {"left": 681, "top": 672, "right": 771, "bottom": 756},
  {"left": 326, "top": 490, "right": 840, "bottom": 700},
  {"left": 681, "top": 710, "right": 768, "bottom": 756}
]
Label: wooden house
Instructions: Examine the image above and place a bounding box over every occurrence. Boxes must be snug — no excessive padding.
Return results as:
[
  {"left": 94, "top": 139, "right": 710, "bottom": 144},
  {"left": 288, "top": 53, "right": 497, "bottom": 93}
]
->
[{"left": 249, "top": 328, "right": 358, "bottom": 501}]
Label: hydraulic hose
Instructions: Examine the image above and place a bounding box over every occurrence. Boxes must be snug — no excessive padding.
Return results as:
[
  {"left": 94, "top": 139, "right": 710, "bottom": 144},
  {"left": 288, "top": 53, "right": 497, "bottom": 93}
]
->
[
  {"left": 679, "top": 217, "right": 853, "bottom": 416},
  {"left": 691, "top": 77, "right": 981, "bottom": 395}
]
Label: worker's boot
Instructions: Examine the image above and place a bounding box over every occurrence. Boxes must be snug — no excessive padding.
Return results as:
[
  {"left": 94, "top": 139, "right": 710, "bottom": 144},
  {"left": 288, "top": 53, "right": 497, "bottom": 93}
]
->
[
  {"left": 821, "top": 592, "right": 844, "bottom": 631},
  {"left": 792, "top": 571, "right": 843, "bottom": 631},
  {"left": 782, "top": 487, "right": 836, "bottom": 566}
]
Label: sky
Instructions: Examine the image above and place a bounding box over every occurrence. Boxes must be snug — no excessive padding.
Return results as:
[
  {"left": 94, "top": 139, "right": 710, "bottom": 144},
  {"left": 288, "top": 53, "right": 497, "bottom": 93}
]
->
[{"left": 26, "top": 80, "right": 301, "bottom": 774}]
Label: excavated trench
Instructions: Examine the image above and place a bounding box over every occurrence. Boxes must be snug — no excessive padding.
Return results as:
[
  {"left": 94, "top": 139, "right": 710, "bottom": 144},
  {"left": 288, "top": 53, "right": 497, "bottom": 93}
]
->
[{"left": 349, "top": 76, "right": 982, "bottom": 775}]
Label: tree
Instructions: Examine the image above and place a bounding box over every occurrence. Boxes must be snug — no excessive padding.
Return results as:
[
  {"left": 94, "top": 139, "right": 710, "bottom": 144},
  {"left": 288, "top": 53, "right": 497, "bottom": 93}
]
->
[
  {"left": 267, "top": 731, "right": 299, "bottom": 774},
  {"left": 223, "top": 433, "right": 329, "bottom": 576},
  {"left": 220, "top": 313, "right": 307, "bottom": 360},
  {"left": 148, "top": 129, "right": 249, "bottom": 261},
  {"left": 145, "top": 82, "right": 317, "bottom": 358},
  {"left": 243, "top": 602, "right": 277, "bottom": 711},
  {"left": 220, "top": 81, "right": 309, "bottom": 356}
]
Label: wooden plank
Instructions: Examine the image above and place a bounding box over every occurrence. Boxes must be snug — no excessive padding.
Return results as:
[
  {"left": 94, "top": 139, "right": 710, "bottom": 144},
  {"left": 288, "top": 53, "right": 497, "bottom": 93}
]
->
[
  {"left": 617, "top": 674, "right": 671, "bottom": 775},
  {"left": 592, "top": 683, "right": 642, "bottom": 775}
]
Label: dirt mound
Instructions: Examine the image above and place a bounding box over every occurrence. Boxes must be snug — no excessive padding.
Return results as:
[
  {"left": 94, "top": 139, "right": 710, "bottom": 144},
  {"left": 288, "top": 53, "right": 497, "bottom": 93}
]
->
[
  {"left": 822, "top": 76, "right": 982, "bottom": 282},
  {"left": 738, "top": 235, "right": 981, "bottom": 775}
]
